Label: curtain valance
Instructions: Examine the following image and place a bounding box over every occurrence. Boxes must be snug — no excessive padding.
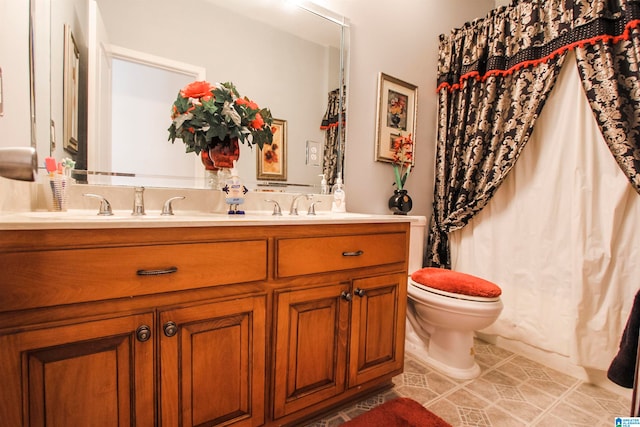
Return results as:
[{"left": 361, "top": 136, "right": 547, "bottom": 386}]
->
[{"left": 437, "top": 0, "right": 640, "bottom": 92}]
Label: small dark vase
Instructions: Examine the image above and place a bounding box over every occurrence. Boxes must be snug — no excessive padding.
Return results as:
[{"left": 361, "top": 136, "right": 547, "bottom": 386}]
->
[{"left": 388, "top": 189, "right": 412, "bottom": 215}]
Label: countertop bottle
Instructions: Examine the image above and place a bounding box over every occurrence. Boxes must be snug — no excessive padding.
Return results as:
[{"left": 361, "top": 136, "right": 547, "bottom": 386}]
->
[
  {"left": 331, "top": 173, "right": 346, "bottom": 213},
  {"left": 319, "top": 174, "right": 329, "bottom": 195}
]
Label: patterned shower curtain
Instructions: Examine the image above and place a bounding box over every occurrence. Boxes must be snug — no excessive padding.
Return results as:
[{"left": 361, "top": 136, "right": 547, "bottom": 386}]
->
[
  {"left": 321, "top": 87, "right": 346, "bottom": 186},
  {"left": 427, "top": 0, "right": 640, "bottom": 268}
]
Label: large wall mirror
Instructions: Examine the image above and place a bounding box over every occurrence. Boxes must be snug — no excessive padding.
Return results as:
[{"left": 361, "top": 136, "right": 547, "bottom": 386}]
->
[{"left": 33, "top": 0, "right": 348, "bottom": 192}]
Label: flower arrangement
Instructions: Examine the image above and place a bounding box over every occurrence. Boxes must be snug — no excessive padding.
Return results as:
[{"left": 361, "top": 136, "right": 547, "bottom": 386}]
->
[
  {"left": 168, "top": 81, "right": 274, "bottom": 154},
  {"left": 391, "top": 133, "right": 413, "bottom": 190}
]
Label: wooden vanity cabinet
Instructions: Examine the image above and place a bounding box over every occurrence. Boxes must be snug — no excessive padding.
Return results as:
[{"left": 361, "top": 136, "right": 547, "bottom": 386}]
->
[
  {"left": 271, "top": 228, "right": 408, "bottom": 425},
  {"left": 159, "top": 296, "right": 266, "bottom": 427},
  {"left": 0, "top": 221, "right": 409, "bottom": 427},
  {"left": 272, "top": 273, "right": 407, "bottom": 421},
  {"left": 0, "top": 312, "right": 156, "bottom": 427},
  {"left": 0, "top": 226, "right": 268, "bottom": 427}
]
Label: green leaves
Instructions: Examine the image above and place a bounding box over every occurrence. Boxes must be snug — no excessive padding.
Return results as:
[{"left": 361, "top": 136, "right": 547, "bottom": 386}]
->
[{"left": 169, "top": 81, "right": 274, "bottom": 154}]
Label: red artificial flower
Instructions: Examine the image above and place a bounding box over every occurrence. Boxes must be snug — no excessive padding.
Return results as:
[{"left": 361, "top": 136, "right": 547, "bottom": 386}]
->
[
  {"left": 180, "top": 81, "right": 214, "bottom": 99},
  {"left": 236, "top": 98, "right": 259, "bottom": 110},
  {"left": 250, "top": 113, "right": 265, "bottom": 129}
]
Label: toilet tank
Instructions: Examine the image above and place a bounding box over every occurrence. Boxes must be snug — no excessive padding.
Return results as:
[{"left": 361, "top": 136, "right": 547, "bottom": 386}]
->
[{"left": 408, "top": 216, "right": 427, "bottom": 274}]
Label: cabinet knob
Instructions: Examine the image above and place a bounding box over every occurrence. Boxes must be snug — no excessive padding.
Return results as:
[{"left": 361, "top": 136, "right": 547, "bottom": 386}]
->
[
  {"left": 163, "top": 321, "right": 178, "bottom": 337},
  {"left": 354, "top": 288, "right": 366, "bottom": 297},
  {"left": 136, "top": 325, "right": 151, "bottom": 342},
  {"left": 341, "top": 291, "right": 352, "bottom": 302}
]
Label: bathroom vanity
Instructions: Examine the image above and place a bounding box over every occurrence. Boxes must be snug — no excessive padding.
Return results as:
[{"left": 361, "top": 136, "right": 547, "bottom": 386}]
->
[{"left": 0, "top": 215, "right": 410, "bottom": 426}]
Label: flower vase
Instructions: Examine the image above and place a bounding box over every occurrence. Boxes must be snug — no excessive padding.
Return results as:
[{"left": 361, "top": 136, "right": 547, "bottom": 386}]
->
[
  {"left": 209, "top": 136, "right": 240, "bottom": 169},
  {"left": 201, "top": 150, "right": 217, "bottom": 171},
  {"left": 200, "top": 136, "right": 240, "bottom": 189},
  {"left": 388, "top": 189, "right": 412, "bottom": 215}
]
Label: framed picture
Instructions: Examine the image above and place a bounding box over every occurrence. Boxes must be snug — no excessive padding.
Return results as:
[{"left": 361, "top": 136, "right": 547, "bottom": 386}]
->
[
  {"left": 63, "top": 24, "right": 80, "bottom": 154},
  {"left": 375, "top": 72, "right": 417, "bottom": 164},
  {"left": 257, "top": 118, "right": 287, "bottom": 181}
]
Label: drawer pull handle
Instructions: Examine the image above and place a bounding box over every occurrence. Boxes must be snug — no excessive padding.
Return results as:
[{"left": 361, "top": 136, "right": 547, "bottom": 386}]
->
[
  {"left": 341, "top": 291, "right": 353, "bottom": 302},
  {"left": 354, "top": 288, "right": 366, "bottom": 297},
  {"left": 342, "top": 250, "right": 364, "bottom": 257},
  {"left": 136, "top": 266, "right": 178, "bottom": 276},
  {"left": 163, "top": 321, "right": 178, "bottom": 337},
  {"left": 136, "top": 325, "right": 151, "bottom": 342}
]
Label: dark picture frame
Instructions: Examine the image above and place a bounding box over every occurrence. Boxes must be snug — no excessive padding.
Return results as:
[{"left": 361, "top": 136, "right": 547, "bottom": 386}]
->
[
  {"left": 374, "top": 72, "right": 417, "bottom": 164},
  {"left": 63, "top": 24, "right": 80, "bottom": 154}
]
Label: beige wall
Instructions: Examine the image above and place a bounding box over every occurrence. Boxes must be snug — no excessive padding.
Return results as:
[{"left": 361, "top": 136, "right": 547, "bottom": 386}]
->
[
  {"left": 323, "top": 0, "right": 496, "bottom": 217},
  {"left": 0, "top": 0, "right": 31, "bottom": 149}
]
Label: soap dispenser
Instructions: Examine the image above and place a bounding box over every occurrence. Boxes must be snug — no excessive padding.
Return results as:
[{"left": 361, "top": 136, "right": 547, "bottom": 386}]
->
[
  {"left": 222, "top": 161, "right": 248, "bottom": 214},
  {"left": 319, "top": 174, "right": 329, "bottom": 195},
  {"left": 331, "top": 173, "right": 346, "bottom": 213}
]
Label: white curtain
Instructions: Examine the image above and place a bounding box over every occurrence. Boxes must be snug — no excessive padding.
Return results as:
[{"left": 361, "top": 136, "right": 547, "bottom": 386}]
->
[{"left": 450, "top": 52, "right": 640, "bottom": 370}]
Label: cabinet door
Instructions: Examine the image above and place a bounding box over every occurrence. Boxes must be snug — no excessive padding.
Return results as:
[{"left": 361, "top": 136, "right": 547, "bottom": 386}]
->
[
  {"left": 273, "top": 283, "right": 350, "bottom": 419},
  {"left": 349, "top": 273, "right": 407, "bottom": 387},
  {"left": 0, "top": 313, "right": 155, "bottom": 427},
  {"left": 159, "top": 295, "right": 266, "bottom": 427}
]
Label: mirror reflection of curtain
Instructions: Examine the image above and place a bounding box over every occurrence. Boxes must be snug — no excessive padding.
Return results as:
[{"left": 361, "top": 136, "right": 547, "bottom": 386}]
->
[
  {"left": 450, "top": 53, "right": 640, "bottom": 370},
  {"left": 321, "top": 87, "right": 346, "bottom": 186}
]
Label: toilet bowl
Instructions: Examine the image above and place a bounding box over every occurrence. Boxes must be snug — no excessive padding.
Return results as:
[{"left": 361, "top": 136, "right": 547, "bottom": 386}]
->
[
  {"left": 406, "top": 271, "right": 503, "bottom": 379},
  {"left": 405, "top": 218, "right": 502, "bottom": 379}
]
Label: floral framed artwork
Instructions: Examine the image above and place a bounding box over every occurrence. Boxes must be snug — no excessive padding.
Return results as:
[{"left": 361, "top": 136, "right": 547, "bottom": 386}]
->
[
  {"left": 257, "top": 118, "right": 287, "bottom": 181},
  {"left": 375, "top": 72, "right": 417, "bottom": 164},
  {"left": 63, "top": 24, "right": 80, "bottom": 154}
]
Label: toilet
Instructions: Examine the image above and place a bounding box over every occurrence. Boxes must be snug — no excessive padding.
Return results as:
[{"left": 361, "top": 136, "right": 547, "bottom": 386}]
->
[{"left": 406, "top": 219, "right": 503, "bottom": 379}]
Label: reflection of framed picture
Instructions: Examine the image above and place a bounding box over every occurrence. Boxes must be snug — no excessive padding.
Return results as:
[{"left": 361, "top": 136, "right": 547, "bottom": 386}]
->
[
  {"left": 257, "top": 118, "right": 287, "bottom": 181},
  {"left": 375, "top": 72, "right": 417, "bottom": 163},
  {"left": 63, "top": 24, "right": 79, "bottom": 154}
]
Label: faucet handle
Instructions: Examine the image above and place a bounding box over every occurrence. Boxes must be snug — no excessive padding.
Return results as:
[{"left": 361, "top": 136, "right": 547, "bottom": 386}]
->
[
  {"left": 265, "top": 199, "right": 282, "bottom": 216},
  {"left": 307, "top": 200, "right": 321, "bottom": 216},
  {"left": 83, "top": 193, "right": 113, "bottom": 216},
  {"left": 132, "top": 186, "right": 146, "bottom": 216},
  {"left": 161, "top": 196, "right": 186, "bottom": 216}
]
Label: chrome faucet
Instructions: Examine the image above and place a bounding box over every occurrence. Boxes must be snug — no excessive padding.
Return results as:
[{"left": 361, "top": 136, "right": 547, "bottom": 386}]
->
[
  {"left": 83, "top": 193, "right": 113, "bottom": 216},
  {"left": 132, "top": 186, "right": 145, "bottom": 216},
  {"left": 289, "top": 194, "right": 312, "bottom": 215},
  {"left": 265, "top": 199, "right": 282, "bottom": 216},
  {"left": 161, "top": 196, "right": 185, "bottom": 216}
]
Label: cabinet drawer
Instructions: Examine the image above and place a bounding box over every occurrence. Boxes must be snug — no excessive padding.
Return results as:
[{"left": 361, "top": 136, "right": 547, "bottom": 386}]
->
[
  {"left": 276, "top": 232, "right": 406, "bottom": 277},
  {"left": 0, "top": 240, "right": 267, "bottom": 312}
]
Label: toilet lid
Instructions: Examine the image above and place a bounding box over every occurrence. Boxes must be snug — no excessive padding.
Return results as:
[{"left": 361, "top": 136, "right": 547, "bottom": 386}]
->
[{"left": 410, "top": 267, "right": 502, "bottom": 300}]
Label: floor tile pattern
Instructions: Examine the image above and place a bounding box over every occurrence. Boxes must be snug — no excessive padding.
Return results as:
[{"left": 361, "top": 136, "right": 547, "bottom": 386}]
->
[{"left": 304, "top": 339, "right": 631, "bottom": 426}]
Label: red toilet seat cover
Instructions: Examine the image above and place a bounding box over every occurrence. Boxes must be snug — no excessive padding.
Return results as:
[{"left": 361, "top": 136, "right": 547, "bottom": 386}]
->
[{"left": 411, "top": 267, "right": 502, "bottom": 298}]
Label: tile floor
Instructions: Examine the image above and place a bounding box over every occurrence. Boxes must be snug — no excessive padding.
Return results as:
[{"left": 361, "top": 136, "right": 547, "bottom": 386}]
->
[{"left": 304, "top": 339, "right": 632, "bottom": 426}]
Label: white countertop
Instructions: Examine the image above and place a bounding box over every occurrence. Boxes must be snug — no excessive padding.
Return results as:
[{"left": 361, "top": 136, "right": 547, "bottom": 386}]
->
[{"left": 0, "top": 209, "right": 423, "bottom": 230}]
